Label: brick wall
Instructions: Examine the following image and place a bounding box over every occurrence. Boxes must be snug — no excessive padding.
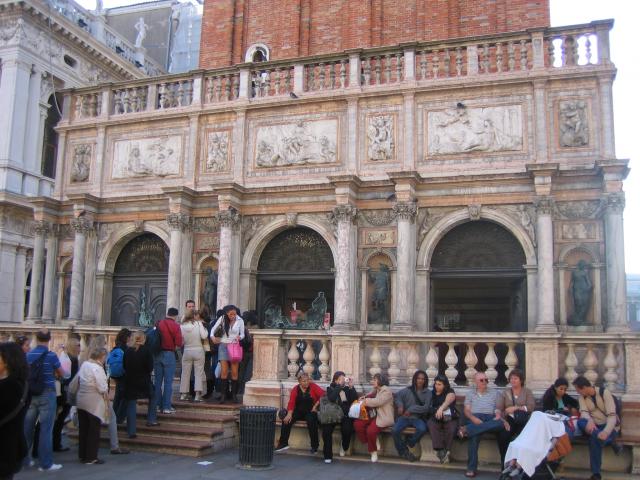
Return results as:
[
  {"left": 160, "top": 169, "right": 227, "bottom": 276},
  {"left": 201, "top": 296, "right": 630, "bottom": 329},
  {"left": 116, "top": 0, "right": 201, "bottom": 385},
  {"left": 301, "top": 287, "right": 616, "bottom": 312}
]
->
[{"left": 199, "top": 0, "right": 550, "bottom": 69}]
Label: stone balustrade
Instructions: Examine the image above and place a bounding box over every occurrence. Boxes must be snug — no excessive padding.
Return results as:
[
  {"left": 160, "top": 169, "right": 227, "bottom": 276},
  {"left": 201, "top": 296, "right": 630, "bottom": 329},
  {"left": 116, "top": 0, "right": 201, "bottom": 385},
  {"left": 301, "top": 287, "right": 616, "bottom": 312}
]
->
[{"left": 63, "top": 20, "right": 613, "bottom": 125}]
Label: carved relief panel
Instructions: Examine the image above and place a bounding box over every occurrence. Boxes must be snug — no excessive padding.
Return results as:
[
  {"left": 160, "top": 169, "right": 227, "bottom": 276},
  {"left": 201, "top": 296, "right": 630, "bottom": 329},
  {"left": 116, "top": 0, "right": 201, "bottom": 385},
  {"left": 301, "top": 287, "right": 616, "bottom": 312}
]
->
[
  {"left": 548, "top": 90, "right": 597, "bottom": 158},
  {"left": 360, "top": 107, "right": 400, "bottom": 167},
  {"left": 555, "top": 221, "right": 601, "bottom": 243},
  {"left": 70, "top": 144, "right": 92, "bottom": 183},
  {"left": 111, "top": 135, "right": 182, "bottom": 179},
  {"left": 360, "top": 228, "right": 396, "bottom": 247},
  {"left": 203, "top": 130, "right": 231, "bottom": 173},
  {"left": 558, "top": 99, "right": 590, "bottom": 148}
]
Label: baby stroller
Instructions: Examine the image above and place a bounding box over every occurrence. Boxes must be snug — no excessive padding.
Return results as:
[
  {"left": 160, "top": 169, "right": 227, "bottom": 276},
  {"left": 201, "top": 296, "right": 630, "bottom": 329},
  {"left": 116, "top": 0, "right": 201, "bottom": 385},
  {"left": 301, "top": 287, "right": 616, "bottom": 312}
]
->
[{"left": 499, "top": 412, "right": 572, "bottom": 480}]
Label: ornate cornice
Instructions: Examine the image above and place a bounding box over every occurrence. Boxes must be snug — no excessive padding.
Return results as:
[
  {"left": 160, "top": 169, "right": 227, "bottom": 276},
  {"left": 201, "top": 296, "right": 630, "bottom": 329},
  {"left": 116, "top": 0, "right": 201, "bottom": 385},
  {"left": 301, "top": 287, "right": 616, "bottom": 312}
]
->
[
  {"left": 392, "top": 202, "right": 417, "bottom": 222},
  {"left": 166, "top": 213, "right": 191, "bottom": 232}
]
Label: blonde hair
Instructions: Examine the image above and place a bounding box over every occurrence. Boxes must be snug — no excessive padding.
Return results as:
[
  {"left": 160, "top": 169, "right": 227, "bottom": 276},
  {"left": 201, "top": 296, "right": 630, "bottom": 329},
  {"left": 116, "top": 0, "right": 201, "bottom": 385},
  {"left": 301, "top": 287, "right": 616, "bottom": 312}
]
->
[{"left": 132, "top": 330, "right": 146, "bottom": 344}]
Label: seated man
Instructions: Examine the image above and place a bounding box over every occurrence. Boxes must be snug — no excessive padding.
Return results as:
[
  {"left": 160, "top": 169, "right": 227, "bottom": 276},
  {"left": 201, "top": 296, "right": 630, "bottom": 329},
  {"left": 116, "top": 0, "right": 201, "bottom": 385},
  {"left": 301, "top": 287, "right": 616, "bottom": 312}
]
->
[
  {"left": 460, "top": 372, "right": 505, "bottom": 478},
  {"left": 572, "top": 376, "right": 620, "bottom": 480},
  {"left": 275, "top": 372, "right": 324, "bottom": 454},
  {"left": 392, "top": 370, "right": 430, "bottom": 462}
]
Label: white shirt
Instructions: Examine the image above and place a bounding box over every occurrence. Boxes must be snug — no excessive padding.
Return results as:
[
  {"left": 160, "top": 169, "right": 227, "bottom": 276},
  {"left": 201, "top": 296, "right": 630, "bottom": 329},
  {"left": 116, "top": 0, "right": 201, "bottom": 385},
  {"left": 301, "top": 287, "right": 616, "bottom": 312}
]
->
[{"left": 210, "top": 316, "right": 245, "bottom": 344}]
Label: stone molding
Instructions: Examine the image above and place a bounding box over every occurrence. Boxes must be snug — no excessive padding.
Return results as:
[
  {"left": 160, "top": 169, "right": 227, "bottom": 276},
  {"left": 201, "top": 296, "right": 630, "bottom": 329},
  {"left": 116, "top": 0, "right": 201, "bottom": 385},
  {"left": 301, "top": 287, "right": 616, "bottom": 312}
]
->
[
  {"left": 32, "top": 220, "right": 51, "bottom": 237},
  {"left": 534, "top": 196, "right": 555, "bottom": 216},
  {"left": 166, "top": 213, "right": 191, "bottom": 232},
  {"left": 468, "top": 204, "right": 482, "bottom": 221},
  {"left": 605, "top": 192, "right": 625, "bottom": 214},
  {"left": 392, "top": 202, "right": 417, "bottom": 222},
  {"left": 329, "top": 205, "right": 357, "bottom": 224},
  {"left": 216, "top": 207, "right": 241, "bottom": 229},
  {"left": 70, "top": 217, "right": 94, "bottom": 235}
]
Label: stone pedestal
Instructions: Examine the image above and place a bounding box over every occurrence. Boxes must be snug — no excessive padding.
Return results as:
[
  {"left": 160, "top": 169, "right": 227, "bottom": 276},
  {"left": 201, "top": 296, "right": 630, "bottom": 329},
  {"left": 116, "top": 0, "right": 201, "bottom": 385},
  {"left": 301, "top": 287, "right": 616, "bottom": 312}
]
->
[
  {"left": 329, "top": 332, "right": 365, "bottom": 382},
  {"left": 524, "top": 337, "right": 559, "bottom": 391},
  {"left": 534, "top": 198, "right": 557, "bottom": 332}
]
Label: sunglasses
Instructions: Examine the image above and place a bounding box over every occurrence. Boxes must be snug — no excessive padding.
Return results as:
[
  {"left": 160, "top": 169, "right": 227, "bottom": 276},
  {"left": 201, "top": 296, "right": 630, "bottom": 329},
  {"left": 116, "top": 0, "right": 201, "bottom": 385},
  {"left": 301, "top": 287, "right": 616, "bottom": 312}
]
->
[{"left": 477, "top": 378, "right": 488, "bottom": 383}]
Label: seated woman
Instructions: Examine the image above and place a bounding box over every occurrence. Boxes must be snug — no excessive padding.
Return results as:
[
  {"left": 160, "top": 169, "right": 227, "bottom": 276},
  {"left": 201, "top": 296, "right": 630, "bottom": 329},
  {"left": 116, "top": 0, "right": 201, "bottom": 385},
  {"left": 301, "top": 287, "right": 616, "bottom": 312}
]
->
[
  {"left": 321, "top": 371, "right": 359, "bottom": 463},
  {"left": 542, "top": 377, "right": 579, "bottom": 416},
  {"left": 427, "top": 374, "right": 458, "bottom": 464},
  {"left": 496, "top": 369, "right": 536, "bottom": 468},
  {"left": 353, "top": 373, "right": 394, "bottom": 463}
]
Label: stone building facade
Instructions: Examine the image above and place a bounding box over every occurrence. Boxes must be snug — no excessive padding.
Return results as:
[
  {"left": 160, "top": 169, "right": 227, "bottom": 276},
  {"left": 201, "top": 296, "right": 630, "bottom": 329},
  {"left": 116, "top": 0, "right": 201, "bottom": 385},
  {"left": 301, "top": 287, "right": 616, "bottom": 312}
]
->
[{"left": 10, "top": 1, "right": 639, "bottom": 443}]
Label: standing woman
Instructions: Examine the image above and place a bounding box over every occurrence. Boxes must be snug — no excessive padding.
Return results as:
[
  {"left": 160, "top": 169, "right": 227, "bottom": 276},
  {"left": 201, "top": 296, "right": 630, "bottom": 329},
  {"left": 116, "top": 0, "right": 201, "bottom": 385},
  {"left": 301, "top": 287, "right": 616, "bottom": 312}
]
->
[
  {"left": 427, "top": 374, "right": 458, "bottom": 464},
  {"left": 210, "top": 304, "right": 244, "bottom": 403},
  {"left": 123, "top": 331, "right": 154, "bottom": 437},
  {"left": 179, "top": 310, "right": 208, "bottom": 402},
  {"left": 0, "top": 342, "right": 29, "bottom": 480},
  {"left": 109, "top": 328, "right": 131, "bottom": 424},
  {"left": 321, "top": 371, "right": 359, "bottom": 463},
  {"left": 76, "top": 347, "right": 109, "bottom": 465},
  {"left": 354, "top": 373, "right": 394, "bottom": 462}
]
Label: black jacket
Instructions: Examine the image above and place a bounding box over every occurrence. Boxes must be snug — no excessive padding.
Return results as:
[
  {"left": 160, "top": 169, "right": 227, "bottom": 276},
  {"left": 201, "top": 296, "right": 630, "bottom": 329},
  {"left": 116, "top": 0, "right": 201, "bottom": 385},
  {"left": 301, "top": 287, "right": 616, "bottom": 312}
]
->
[
  {"left": 326, "top": 383, "right": 359, "bottom": 416},
  {"left": 0, "top": 377, "right": 27, "bottom": 476},
  {"left": 542, "top": 389, "right": 579, "bottom": 414},
  {"left": 123, "top": 345, "right": 154, "bottom": 400}
]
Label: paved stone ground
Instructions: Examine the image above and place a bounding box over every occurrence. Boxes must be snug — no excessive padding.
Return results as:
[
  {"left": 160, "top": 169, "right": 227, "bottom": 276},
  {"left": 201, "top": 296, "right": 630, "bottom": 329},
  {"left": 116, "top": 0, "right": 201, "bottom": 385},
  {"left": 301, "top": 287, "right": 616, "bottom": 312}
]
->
[{"left": 14, "top": 448, "right": 499, "bottom": 480}]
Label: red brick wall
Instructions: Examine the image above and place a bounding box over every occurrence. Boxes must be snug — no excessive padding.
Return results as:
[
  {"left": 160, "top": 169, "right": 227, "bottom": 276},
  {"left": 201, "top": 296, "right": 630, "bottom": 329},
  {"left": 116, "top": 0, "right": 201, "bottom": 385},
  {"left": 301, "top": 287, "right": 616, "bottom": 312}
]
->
[{"left": 199, "top": 0, "right": 550, "bottom": 69}]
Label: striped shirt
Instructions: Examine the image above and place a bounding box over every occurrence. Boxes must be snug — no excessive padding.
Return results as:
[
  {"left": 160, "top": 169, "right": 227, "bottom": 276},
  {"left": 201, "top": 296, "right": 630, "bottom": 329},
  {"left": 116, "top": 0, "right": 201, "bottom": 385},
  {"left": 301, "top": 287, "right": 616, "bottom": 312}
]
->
[{"left": 464, "top": 388, "right": 499, "bottom": 415}]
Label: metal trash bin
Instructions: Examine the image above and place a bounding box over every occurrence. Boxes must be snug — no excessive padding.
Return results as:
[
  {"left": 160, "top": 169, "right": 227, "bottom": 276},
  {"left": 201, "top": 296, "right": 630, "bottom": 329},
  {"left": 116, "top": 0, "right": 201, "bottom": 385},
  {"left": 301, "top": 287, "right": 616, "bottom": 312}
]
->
[{"left": 237, "top": 406, "right": 277, "bottom": 470}]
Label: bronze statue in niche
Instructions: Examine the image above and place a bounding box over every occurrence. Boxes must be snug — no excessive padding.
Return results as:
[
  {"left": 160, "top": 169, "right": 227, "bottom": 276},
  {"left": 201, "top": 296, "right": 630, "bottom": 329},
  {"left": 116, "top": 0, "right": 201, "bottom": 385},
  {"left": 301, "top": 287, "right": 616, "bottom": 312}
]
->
[{"left": 569, "top": 260, "right": 593, "bottom": 326}]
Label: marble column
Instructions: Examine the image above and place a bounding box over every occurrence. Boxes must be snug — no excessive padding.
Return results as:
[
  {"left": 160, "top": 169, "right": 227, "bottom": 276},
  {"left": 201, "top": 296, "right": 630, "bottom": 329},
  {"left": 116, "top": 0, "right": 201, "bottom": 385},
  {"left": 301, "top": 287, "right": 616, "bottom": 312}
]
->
[
  {"left": 41, "top": 227, "right": 59, "bottom": 323},
  {"left": 27, "top": 221, "right": 48, "bottom": 321},
  {"left": 534, "top": 197, "right": 557, "bottom": 332},
  {"left": 166, "top": 213, "right": 190, "bottom": 310},
  {"left": 12, "top": 246, "right": 27, "bottom": 322},
  {"left": 604, "top": 193, "right": 628, "bottom": 331},
  {"left": 68, "top": 217, "right": 93, "bottom": 323},
  {"left": 81, "top": 228, "right": 98, "bottom": 324},
  {"left": 392, "top": 202, "right": 417, "bottom": 331},
  {"left": 331, "top": 205, "right": 358, "bottom": 330},
  {"left": 215, "top": 208, "right": 240, "bottom": 311}
]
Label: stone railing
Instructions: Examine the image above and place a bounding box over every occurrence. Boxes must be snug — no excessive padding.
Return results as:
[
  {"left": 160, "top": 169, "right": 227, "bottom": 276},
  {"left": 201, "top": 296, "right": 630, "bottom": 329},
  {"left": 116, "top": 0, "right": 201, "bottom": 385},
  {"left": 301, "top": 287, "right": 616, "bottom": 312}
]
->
[{"left": 63, "top": 20, "right": 613, "bottom": 125}]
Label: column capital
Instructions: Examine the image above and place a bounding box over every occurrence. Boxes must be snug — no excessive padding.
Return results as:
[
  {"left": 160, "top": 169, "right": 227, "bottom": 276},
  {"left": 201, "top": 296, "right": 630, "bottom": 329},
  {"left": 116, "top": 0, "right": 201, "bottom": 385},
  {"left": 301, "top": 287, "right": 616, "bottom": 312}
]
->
[
  {"left": 329, "top": 204, "right": 357, "bottom": 224},
  {"left": 215, "top": 207, "right": 240, "bottom": 229},
  {"left": 166, "top": 212, "right": 192, "bottom": 232},
  {"left": 534, "top": 196, "right": 555, "bottom": 216},
  {"left": 32, "top": 220, "right": 51, "bottom": 237},
  {"left": 605, "top": 192, "right": 625, "bottom": 214},
  {"left": 70, "top": 217, "right": 94, "bottom": 234},
  {"left": 392, "top": 202, "right": 417, "bottom": 222}
]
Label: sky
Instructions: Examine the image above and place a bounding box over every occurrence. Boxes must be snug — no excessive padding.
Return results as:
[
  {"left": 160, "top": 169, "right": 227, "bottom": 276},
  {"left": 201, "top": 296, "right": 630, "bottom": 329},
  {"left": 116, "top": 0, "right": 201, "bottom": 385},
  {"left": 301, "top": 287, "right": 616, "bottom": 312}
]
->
[{"left": 77, "top": 0, "right": 638, "bottom": 273}]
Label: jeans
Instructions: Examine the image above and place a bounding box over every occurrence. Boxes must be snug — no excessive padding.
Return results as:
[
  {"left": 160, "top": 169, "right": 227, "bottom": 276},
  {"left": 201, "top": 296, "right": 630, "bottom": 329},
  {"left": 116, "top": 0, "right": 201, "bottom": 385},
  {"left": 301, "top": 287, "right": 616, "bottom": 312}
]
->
[
  {"left": 392, "top": 416, "right": 428, "bottom": 454},
  {"left": 576, "top": 419, "right": 617, "bottom": 475},
  {"left": 24, "top": 389, "right": 57, "bottom": 469},
  {"left": 153, "top": 351, "right": 176, "bottom": 411},
  {"left": 126, "top": 400, "right": 138, "bottom": 437},
  {"left": 465, "top": 413, "right": 505, "bottom": 472},
  {"left": 108, "top": 403, "right": 119, "bottom": 450},
  {"left": 113, "top": 379, "right": 127, "bottom": 423}
]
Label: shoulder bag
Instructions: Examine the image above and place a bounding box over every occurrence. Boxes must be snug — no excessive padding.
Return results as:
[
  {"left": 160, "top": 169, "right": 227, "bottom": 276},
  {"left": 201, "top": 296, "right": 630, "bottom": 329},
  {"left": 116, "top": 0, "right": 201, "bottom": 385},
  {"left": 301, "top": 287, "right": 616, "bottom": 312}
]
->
[
  {"left": 0, "top": 380, "right": 28, "bottom": 428},
  {"left": 317, "top": 394, "right": 344, "bottom": 424}
]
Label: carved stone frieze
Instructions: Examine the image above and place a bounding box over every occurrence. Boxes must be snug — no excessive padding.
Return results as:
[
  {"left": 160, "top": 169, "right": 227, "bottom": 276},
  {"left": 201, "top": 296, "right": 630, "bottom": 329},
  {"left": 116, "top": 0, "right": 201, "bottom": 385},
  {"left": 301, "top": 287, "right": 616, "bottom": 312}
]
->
[
  {"left": 216, "top": 207, "right": 241, "bottom": 229},
  {"left": 360, "top": 228, "right": 396, "bottom": 247},
  {"left": 416, "top": 207, "right": 457, "bottom": 246},
  {"left": 192, "top": 217, "right": 220, "bottom": 233},
  {"left": 367, "top": 115, "right": 395, "bottom": 161},
  {"left": 468, "top": 204, "right": 482, "bottom": 221},
  {"left": 534, "top": 197, "right": 555, "bottom": 216},
  {"left": 554, "top": 200, "right": 604, "bottom": 220},
  {"left": 0, "top": 207, "right": 31, "bottom": 236},
  {"left": 166, "top": 213, "right": 191, "bottom": 232},
  {"left": 241, "top": 215, "right": 265, "bottom": 252},
  {"left": 605, "top": 192, "right": 625, "bottom": 214},
  {"left": 112, "top": 136, "right": 182, "bottom": 179},
  {"left": 358, "top": 209, "right": 395, "bottom": 227},
  {"left": 70, "top": 144, "right": 92, "bottom": 183},
  {"left": 392, "top": 202, "right": 417, "bottom": 222},
  {"left": 32, "top": 220, "right": 51, "bottom": 237},
  {"left": 70, "top": 217, "right": 94, "bottom": 235},
  {"left": 500, "top": 205, "right": 537, "bottom": 246},
  {"left": 205, "top": 131, "right": 230, "bottom": 172},
  {"left": 559, "top": 99, "right": 589, "bottom": 148}
]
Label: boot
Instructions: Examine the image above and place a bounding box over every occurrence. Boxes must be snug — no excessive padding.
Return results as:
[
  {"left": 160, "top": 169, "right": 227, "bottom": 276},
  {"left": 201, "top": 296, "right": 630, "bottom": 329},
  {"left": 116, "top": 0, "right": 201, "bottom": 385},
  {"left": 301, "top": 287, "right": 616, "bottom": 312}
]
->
[
  {"left": 230, "top": 380, "right": 239, "bottom": 404},
  {"left": 202, "top": 380, "right": 215, "bottom": 400},
  {"left": 216, "top": 379, "right": 228, "bottom": 404}
]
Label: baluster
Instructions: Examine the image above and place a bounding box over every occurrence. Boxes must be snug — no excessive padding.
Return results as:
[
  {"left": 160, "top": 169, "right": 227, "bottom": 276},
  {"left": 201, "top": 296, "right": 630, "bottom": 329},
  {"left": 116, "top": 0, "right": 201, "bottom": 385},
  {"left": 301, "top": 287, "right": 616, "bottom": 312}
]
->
[
  {"left": 96, "top": 93, "right": 103, "bottom": 115},
  {"left": 504, "top": 343, "right": 519, "bottom": 380},
  {"left": 508, "top": 41, "right": 516, "bottom": 71},
  {"left": 519, "top": 39, "right": 528, "bottom": 70},
  {"left": 464, "top": 342, "right": 478, "bottom": 385},
  {"left": 214, "top": 77, "right": 221, "bottom": 102},
  {"left": 224, "top": 75, "right": 231, "bottom": 100},
  {"left": 302, "top": 339, "right": 315, "bottom": 376},
  {"left": 287, "top": 340, "right": 300, "bottom": 378},
  {"left": 264, "top": 70, "right": 271, "bottom": 97},
  {"left": 273, "top": 68, "right": 281, "bottom": 95},
  {"left": 129, "top": 87, "right": 138, "bottom": 112},
  {"left": 184, "top": 81, "right": 193, "bottom": 105},
  {"left": 177, "top": 82, "right": 185, "bottom": 106},
  {"left": 426, "top": 343, "right": 439, "bottom": 386},
  {"left": 369, "top": 342, "right": 382, "bottom": 378},
  {"left": 481, "top": 43, "right": 490, "bottom": 73},
  {"left": 308, "top": 65, "right": 315, "bottom": 91},
  {"left": 232, "top": 74, "right": 240, "bottom": 99},
  {"left": 339, "top": 59, "right": 347, "bottom": 88},
  {"left": 206, "top": 77, "right": 214, "bottom": 103},
  {"left": 560, "top": 36, "right": 568, "bottom": 66},
  {"left": 318, "top": 63, "right": 326, "bottom": 90},
  {"left": 419, "top": 51, "right": 428, "bottom": 79},
  {"left": 123, "top": 89, "right": 132, "bottom": 113},
  {"left": 285, "top": 68, "right": 292, "bottom": 93},
  {"left": 548, "top": 38, "right": 556, "bottom": 67},
  {"left": 496, "top": 42, "right": 504, "bottom": 72},
  {"left": 564, "top": 343, "right": 578, "bottom": 384},
  {"left": 444, "top": 343, "right": 458, "bottom": 386},
  {"left": 329, "top": 62, "right": 336, "bottom": 89},
  {"left": 569, "top": 36, "right": 578, "bottom": 65},
  {"left": 485, "top": 343, "right": 498, "bottom": 385},
  {"left": 583, "top": 344, "right": 599, "bottom": 385},
  {"left": 388, "top": 343, "right": 401, "bottom": 385},
  {"left": 442, "top": 48, "right": 450, "bottom": 77},
  {"left": 363, "top": 57, "right": 371, "bottom": 86},
  {"left": 113, "top": 92, "right": 122, "bottom": 114},
  {"left": 374, "top": 56, "right": 381, "bottom": 84},
  {"left": 75, "top": 95, "right": 83, "bottom": 118},
  {"left": 89, "top": 94, "right": 97, "bottom": 116},
  {"left": 384, "top": 54, "right": 392, "bottom": 83},
  {"left": 318, "top": 340, "right": 330, "bottom": 381},
  {"left": 406, "top": 343, "right": 419, "bottom": 377},
  {"left": 455, "top": 47, "right": 463, "bottom": 76},
  {"left": 603, "top": 343, "right": 618, "bottom": 391},
  {"left": 168, "top": 83, "right": 177, "bottom": 107},
  {"left": 585, "top": 35, "right": 593, "bottom": 64},
  {"left": 432, "top": 49, "right": 440, "bottom": 78},
  {"left": 395, "top": 52, "right": 402, "bottom": 81}
]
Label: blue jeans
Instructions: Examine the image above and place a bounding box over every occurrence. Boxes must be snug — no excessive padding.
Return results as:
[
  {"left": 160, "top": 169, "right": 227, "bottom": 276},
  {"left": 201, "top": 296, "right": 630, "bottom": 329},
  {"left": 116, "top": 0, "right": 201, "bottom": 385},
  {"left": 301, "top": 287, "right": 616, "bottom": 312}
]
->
[
  {"left": 153, "top": 351, "right": 176, "bottom": 412},
  {"left": 577, "top": 418, "right": 617, "bottom": 475},
  {"left": 126, "top": 400, "right": 138, "bottom": 437},
  {"left": 113, "top": 378, "right": 127, "bottom": 423},
  {"left": 465, "top": 413, "right": 505, "bottom": 472},
  {"left": 392, "top": 416, "right": 428, "bottom": 454},
  {"left": 24, "top": 389, "right": 57, "bottom": 469}
]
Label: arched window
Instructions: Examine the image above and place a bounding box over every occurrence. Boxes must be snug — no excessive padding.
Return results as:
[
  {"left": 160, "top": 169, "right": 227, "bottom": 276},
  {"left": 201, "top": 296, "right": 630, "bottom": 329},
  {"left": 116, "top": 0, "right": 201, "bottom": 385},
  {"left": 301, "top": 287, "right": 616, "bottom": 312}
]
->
[
  {"left": 245, "top": 44, "right": 270, "bottom": 63},
  {"left": 41, "top": 94, "right": 62, "bottom": 179}
]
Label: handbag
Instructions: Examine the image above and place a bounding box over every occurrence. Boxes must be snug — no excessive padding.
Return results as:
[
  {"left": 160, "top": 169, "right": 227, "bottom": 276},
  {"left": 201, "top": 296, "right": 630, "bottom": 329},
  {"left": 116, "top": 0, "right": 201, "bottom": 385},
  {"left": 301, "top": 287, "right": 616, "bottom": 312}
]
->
[
  {"left": 510, "top": 391, "right": 531, "bottom": 428},
  {"left": 66, "top": 374, "right": 80, "bottom": 406},
  {"left": 202, "top": 338, "right": 211, "bottom": 352},
  {"left": 317, "top": 395, "right": 344, "bottom": 424},
  {"left": 227, "top": 341, "right": 243, "bottom": 362}
]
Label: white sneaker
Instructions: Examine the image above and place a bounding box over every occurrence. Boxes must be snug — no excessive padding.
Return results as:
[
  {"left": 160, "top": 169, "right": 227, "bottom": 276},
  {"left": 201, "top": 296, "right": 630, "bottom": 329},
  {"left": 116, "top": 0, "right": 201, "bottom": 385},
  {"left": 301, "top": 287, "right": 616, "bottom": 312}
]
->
[
  {"left": 339, "top": 447, "right": 346, "bottom": 457},
  {"left": 324, "top": 459, "right": 332, "bottom": 464},
  {"left": 370, "top": 452, "right": 378, "bottom": 463},
  {"left": 39, "top": 464, "right": 63, "bottom": 472},
  {"left": 179, "top": 394, "right": 188, "bottom": 401},
  {"left": 375, "top": 437, "right": 381, "bottom": 451}
]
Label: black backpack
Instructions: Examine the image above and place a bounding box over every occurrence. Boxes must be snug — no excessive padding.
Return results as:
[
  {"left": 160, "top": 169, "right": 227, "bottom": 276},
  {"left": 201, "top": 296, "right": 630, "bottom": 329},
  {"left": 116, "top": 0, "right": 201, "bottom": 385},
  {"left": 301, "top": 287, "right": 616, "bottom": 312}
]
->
[{"left": 28, "top": 350, "right": 49, "bottom": 396}]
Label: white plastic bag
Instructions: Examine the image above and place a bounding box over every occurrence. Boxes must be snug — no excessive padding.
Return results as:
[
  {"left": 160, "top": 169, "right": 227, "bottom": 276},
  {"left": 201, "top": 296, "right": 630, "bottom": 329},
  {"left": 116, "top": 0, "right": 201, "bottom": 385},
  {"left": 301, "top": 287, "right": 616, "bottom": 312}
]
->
[
  {"left": 58, "top": 350, "right": 72, "bottom": 380},
  {"left": 348, "top": 400, "right": 363, "bottom": 419}
]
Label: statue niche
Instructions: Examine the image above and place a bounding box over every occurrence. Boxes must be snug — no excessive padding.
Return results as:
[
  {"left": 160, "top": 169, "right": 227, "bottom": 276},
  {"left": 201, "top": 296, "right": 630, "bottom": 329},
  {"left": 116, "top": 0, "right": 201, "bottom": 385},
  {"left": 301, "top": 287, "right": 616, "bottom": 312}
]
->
[
  {"left": 366, "top": 253, "right": 393, "bottom": 328},
  {"left": 568, "top": 259, "right": 593, "bottom": 326}
]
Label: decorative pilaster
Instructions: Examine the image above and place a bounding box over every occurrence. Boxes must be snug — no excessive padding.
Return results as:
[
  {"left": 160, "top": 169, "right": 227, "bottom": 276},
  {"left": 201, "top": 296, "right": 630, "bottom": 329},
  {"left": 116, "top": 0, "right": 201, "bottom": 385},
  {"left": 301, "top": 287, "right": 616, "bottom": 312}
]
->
[
  {"left": 534, "top": 197, "right": 557, "bottom": 331},
  {"left": 26, "top": 221, "right": 49, "bottom": 321},
  {"left": 215, "top": 208, "right": 240, "bottom": 310},
  {"left": 329, "top": 204, "right": 358, "bottom": 330},
  {"left": 604, "top": 193, "right": 628, "bottom": 331},
  {"left": 68, "top": 217, "right": 93, "bottom": 322},
  {"left": 41, "top": 225, "right": 59, "bottom": 323},
  {"left": 392, "top": 202, "right": 417, "bottom": 330},
  {"left": 166, "top": 213, "right": 191, "bottom": 310},
  {"left": 12, "top": 246, "right": 27, "bottom": 322}
]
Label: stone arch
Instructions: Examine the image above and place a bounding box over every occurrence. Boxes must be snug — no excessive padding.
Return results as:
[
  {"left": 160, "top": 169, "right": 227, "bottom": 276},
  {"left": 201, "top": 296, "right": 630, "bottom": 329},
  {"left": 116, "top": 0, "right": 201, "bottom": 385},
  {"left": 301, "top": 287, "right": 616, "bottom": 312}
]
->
[
  {"left": 245, "top": 43, "right": 270, "bottom": 62},
  {"left": 558, "top": 243, "right": 600, "bottom": 264},
  {"left": 361, "top": 248, "right": 397, "bottom": 268},
  {"left": 98, "top": 224, "right": 170, "bottom": 274},
  {"left": 417, "top": 207, "right": 536, "bottom": 268},
  {"left": 196, "top": 253, "right": 220, "bottom": 270}
]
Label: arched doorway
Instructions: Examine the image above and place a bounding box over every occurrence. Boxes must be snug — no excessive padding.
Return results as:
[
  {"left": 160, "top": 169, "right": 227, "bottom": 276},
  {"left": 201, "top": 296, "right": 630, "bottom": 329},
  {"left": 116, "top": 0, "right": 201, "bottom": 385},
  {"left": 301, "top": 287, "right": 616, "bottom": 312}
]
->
[
  {"left": 256, "top": 227, "right": 334, "bottom": 328},
  {"left": 110, "top": 233, "right": 169, "bottom": 326},
  {"left": 431, "top": 220, "right": 527, "bottom": 332}
]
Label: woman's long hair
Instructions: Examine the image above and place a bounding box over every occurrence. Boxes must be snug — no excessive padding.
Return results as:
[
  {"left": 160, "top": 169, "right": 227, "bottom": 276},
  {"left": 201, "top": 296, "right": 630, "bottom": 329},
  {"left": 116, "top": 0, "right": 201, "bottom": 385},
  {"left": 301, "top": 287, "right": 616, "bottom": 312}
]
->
[
  {"left": 432, "top": 373, "right": 452, "bottom": 396},
  {"left": 0, "top": 342, "right": 28, "bottom": 382},
  {"left": 542, "top": 377, "right": 569, "bottom": 407},
  {"left": 222, "top": 304, "right": 238, "bottom": 336}
]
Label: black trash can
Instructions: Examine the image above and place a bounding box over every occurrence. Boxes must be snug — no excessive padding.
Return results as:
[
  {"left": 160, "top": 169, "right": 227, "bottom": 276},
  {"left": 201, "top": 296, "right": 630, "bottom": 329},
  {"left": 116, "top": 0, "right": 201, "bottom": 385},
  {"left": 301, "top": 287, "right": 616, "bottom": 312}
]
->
[{"left": 237, "top": 406, "right": 277, "bottom": 470}]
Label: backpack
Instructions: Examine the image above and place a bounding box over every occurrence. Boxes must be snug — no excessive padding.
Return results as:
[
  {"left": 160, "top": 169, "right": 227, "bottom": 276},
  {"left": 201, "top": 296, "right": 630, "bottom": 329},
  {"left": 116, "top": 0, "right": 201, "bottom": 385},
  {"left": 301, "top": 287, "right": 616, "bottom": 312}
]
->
[
  {"left": 27, "top": 350, "right": 49, "bottom": 396},
  {"left": 599, "top": 386, "right": 622, "bottom": 425},
  {"left": 107, "top": 347, "right": 125, "bottom": 378},
  {"left": 145, "top": 321, "right": 163, "bottom": 355}
]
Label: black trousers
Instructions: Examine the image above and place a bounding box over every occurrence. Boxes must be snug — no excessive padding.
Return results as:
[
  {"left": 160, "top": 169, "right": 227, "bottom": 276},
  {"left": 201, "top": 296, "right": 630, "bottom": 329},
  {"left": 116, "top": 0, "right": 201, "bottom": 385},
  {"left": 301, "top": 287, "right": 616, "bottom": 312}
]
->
[
  {"left": 497, "top": 416, "right": 527, "bottom": 465},
  {"left": 77, "top": 409, "right": 101, "bottom": 462},
  {"left": 321, "top": 417, "right": 353, "bottom": 460},
  {"left": 52, "top": 397, "right": 71, "bottom": 450},
  {"left": 278, "top": 410, "right": 319, "bottom": 450}
]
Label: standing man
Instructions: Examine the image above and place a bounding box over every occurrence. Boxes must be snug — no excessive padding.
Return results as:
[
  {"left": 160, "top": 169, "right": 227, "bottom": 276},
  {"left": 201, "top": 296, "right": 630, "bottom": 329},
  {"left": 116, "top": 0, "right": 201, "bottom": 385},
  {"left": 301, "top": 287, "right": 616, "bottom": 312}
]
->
[
  {"left": 573, "top": 376, "right": 620, "bottom": 480},
  {"left": 183, "top": 300, "right": 196, "bottom": 321},
  {"left": 151, "top": 308, "right": 183, "bottom": 415},
  {"left": 460, "top": 372, "right": 505, "bottom": 478},
  {"left": 392, "top": 370, "right": 431, "bottom": 461},
  {"left": 23, "top": 330, "right": 65, "bottom": 472}
]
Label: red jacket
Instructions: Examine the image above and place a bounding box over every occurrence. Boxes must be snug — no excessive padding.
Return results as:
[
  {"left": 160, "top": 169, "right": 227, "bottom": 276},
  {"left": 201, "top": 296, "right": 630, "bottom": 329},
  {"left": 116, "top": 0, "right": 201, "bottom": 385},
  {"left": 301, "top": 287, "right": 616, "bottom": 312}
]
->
[
  {"left": 287, "top": 382, "right": 325, "bottom": 411},
  {"left": 158, "top": 318, "right": 183, "bottom": 351}
]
